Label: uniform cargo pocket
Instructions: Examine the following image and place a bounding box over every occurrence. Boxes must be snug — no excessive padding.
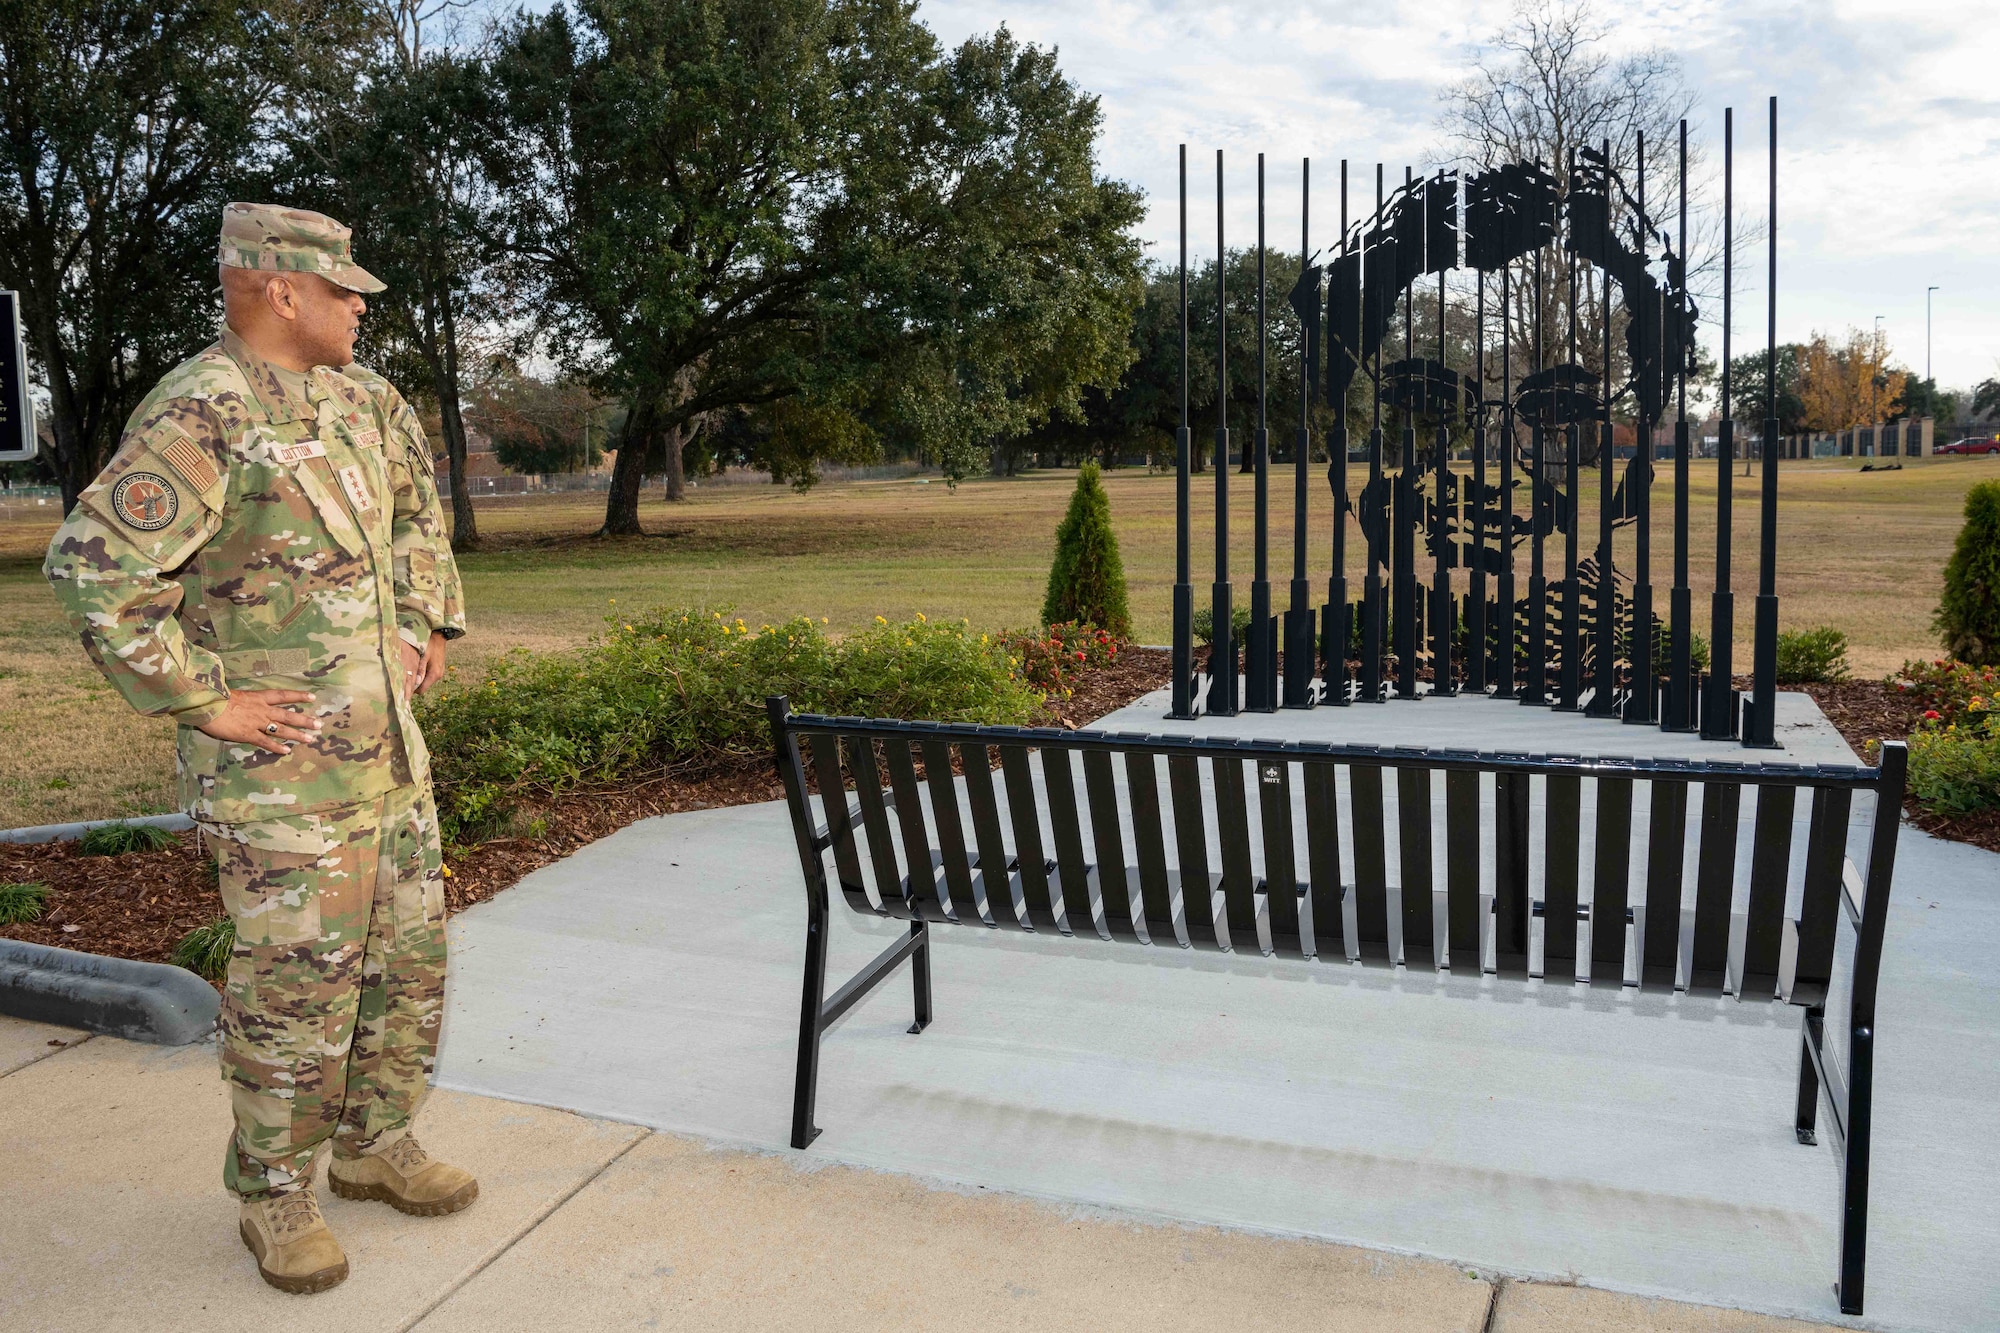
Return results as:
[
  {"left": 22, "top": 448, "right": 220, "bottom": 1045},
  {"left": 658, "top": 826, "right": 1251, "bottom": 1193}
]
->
[
  {"left": 205, "top": 815, "right": 338, "bottom": 948},
  {"left": 391, "top": 793, "right": 446, "bottom": 945}
]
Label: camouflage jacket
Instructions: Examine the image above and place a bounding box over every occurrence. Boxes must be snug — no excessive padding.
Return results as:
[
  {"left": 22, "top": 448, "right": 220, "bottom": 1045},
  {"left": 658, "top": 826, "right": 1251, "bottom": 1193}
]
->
[{"left": 44, "top": 328, "right": 467, "bottom": 824}]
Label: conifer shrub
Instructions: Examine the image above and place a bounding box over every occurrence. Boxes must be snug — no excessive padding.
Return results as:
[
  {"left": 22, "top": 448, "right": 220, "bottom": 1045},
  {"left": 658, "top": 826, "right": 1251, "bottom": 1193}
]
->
[
  {"left": 1040, "top": 462, "right": 1130, "bottom": 637},
  {"left": 1934, "top": 480, "right": 2000, "bottom": 665}
]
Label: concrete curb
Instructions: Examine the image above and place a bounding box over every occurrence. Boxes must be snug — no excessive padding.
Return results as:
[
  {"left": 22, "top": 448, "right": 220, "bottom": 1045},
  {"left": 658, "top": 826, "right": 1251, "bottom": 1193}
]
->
[
  {"left": 0, "top": 812, "right": 193, "bottom": 845},
  {"left": 0, "top": 939, "right": 217, "bottom": 1045}
]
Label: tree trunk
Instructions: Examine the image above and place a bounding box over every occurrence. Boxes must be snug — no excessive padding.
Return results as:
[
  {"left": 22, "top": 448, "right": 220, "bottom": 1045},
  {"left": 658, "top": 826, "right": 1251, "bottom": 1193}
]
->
[
  {"left": 600, "top": 396, "right": 654, "bottom": 536},
  {"left": 420, "top": 285, "right": 478, "bottom": 549}
]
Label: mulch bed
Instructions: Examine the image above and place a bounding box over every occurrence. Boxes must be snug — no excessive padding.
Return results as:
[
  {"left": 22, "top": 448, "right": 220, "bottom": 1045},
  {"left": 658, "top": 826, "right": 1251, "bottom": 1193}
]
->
[
  {"left": 0, "top": 649, "right": 1175, "bottom": 968},
  {"left": 1801, "top": 677, "right": 2000, "bottom": 856}
]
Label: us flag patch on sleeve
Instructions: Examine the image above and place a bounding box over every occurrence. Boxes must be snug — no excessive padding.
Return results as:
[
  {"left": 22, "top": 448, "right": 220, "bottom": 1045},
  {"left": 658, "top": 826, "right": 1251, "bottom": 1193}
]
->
[{"left": 158, "top": 434, "right": 220, "bottom": 492}]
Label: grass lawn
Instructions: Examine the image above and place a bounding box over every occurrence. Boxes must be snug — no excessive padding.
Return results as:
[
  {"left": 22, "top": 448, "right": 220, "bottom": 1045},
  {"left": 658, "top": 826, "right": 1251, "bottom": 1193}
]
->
[{"left": 1, "top": 454, "right": 1990, "bottom": 828}]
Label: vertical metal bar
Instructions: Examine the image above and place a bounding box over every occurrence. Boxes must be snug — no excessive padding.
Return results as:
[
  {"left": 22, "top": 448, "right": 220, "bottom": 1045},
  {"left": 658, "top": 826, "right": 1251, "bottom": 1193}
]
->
[
  {"left": 922, "top": 738, "right": 983, "bottom": 926},
  {"left": 1792, "top": 786, "right": 1851, "bottom": 1002},
  {"left": 1304, "top": 761, "right": 1345, "bottom": 958},
  {"left": 1666, "top": 120, "right": 1695, "bottom": 732},
  {"left": 1258, "top": 758, "right": 1303, "bottom": 956},
  {"left": 1747, "top": 97, "right": 1781, "bottom": 747},
  {"left": 1543, "top": 771, "right": 1582, "bottom": 980},
  {"left": 809, "top": 734, "right": 869, "bottom": 914},
  {"left": 1494, "top": 770, "right": 1531, "bottom": 976},
  {"left": 1083, "top": 749, "right": 1137, "bottom": 942},
  {"left": 885, "top": 738, "right": 945, "bottom": 921},
  {"left": 1395, "top": 168, "right": 1420, "bottom": 704},
  {"left": 1397, "top": 765, "right": 1437, "bottom": 967},
  {"left": 1626, "top": 130, "right": 1657, "bottom": 724},
  {"left": 1210, "top": 149, "right": 1239, "bottom": 717},
  {"left": 1705, "top": 109, "right": 1739, "bottom": 740},
  {"left": 1590, "top": 140, "right": 1618, "bottom": 718},
  {"left": 1362, "top": 164, "right": 1386, "bottom": 705},
  {"left": 1688, "top": 780, "right": 1741, "bottom": 993},
  {"left": 1470, "top": 268, "right": 1489, "bottom": 693},
  {"left": 1524, "top": 246, "right": 1548, "bottom": 706},
  {"left": 1557, "top": 188, "right": 1582, "bottom": 714},
  {"left": 1741, "top": 783, "right": 1795, "bottom": 997},
  {"left": 1641, "top": 778, "right": 1688, "bottom": 989},
  {"left": 770, "top": 699, "right": 830, "bottom": 1150},
  {"left": 1172, "top": 145, "right": 1195, "bottom": 719},
  {"left": 1350, "top": 762, "right": 1390, "bottom": 958},
  {"left": 1215, "top": 752, "right": 1259, "bottom": 951},
  {"left": 1286, "top": 155, "right": 1316, "bottom": 709},
  {"left": 1496, "top": 255, "right": 1517, "bottom": 699},
  {"left": 1444, "top": 769, "right": 1480, "bottom": 969},
  {"left": 1249, "top": 154, "right": 1275, "bottom": 712},
  {"left": 999, "top": 744, "right": 1057, "bottom": 932},
  {"left": 1324, "top": 160, "right": 1352, "bottom": 707},
  {"left": 1169, "top": 753, "right": 1222, "bottom": 950},
  {"left": 1432, "top": 170, "right": 1455, "bottom": 698},
  {"left": 848, "top": 738, "right": 906, "bottom": 914}
]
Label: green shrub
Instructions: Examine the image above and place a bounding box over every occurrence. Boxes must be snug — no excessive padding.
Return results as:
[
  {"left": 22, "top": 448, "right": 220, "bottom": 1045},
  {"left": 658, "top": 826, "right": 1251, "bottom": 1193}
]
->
[
  {"left": 1934, "top": 479, "right": 2000, "bottom": 665},
  {"left": 416, "top": 608, "right": 1043, "bottom": 843},
  {"left": 0, "top": 882, "right": 50, "bottom": 926},
  {"left": 1191, "top": 604, "right": 1252, "bottom": 646},
  {"left": 1775, "top": 626, "right": 1851, "bottom": 684},
  {"left": 78, "top": 822, "right": 178, "bottom": 856},
  {"left": 1040, "top": 462, "right": 1130, "bottom": 637},
  {"left": 1906, "top": 727, "right": 2000, "bottom": 816},
  {"left": 171, "top": 917, "right": 235, "bottom": 982}
]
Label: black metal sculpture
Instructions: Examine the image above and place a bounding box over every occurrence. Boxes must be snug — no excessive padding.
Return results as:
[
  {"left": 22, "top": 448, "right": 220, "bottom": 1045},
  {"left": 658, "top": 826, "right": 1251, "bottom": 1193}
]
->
[{"left": 1172, "top": 103, "right": 1777, "bottom": 746}]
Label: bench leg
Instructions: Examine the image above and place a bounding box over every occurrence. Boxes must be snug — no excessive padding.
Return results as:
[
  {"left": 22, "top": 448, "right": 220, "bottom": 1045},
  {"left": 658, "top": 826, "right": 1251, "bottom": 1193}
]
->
[
  {"left": 1838, "top": 1023, "right": 1874, "bottom": 1317},
  {"left": 909, "top": 921, "right": 933, "bottom": 1034},
  {"left": 791, "top": 913, "right": 829, "bottom": 1150},
  {"left": 1794, "top": 1005, "right": 1821, "bottom": 1146}
]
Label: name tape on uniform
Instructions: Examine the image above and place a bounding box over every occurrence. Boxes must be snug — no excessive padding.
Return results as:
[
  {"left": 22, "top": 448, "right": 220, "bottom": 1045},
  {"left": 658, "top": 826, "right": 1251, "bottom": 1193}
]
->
[{"left": 269, "top": 440, "right": 326, "bottom": 465}]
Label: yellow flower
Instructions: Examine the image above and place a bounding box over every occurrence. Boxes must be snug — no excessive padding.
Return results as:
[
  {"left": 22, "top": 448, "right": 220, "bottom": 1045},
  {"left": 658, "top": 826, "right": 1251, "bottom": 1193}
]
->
[
  {"left": 980, "top": 634, "right": 989, "bottom": 644},
  {"left": 875, "top": 615, "right": 887, "bottom": 624},
  {"left": 624, "top": 624, "right": 633, "bottom": 632},
  {"left": 441, "top": 865, "right": 454, "bottom": 879},
  {"left": 820, "top": 617, "right": 828, "bottom": 624},
  {"left": 608, "top": 598, "right": 616, "bottom": 604},
  {"left": 917, "top": 612, "right": 926, "bottom": 622}
]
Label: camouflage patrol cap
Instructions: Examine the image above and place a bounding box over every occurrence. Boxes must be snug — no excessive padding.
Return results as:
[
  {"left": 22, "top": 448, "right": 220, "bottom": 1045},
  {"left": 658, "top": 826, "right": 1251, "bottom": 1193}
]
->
[{"left": 218, "top": 202, "right": 386, "bottom": 294}]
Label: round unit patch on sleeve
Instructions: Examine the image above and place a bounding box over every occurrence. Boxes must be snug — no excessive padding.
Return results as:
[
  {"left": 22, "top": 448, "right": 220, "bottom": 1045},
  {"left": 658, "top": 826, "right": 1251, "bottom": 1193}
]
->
[{"left": 110, "top": 472, "right": 180, "bottom": 531}]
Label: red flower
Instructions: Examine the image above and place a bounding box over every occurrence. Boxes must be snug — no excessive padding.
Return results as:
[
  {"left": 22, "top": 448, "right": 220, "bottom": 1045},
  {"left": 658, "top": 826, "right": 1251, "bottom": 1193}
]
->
[
  {"left": 1075, "top": 651, "right": 1086, "bottom": 662},
  {"left": 1924, "top": 710, "right": 1942, "bottom": 720}
]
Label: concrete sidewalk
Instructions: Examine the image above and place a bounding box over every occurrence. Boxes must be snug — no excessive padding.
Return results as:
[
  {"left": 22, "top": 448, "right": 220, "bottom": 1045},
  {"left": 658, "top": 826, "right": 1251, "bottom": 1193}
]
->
[{"left": 0, "top": 1014, "right": 1842, "bottom": 1331}]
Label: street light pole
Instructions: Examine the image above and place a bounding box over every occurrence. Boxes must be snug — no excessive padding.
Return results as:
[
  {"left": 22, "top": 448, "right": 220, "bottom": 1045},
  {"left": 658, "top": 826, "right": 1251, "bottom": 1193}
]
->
[{"left": 1927, "top": 286, "right": 1939, "bottom": 385}]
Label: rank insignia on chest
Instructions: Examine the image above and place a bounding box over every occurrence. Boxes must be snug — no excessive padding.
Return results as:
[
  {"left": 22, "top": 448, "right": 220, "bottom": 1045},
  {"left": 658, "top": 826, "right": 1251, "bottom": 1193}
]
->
[
  {"left": 111, "top": 472, "right": 179, "bottom": 531},
  {"left": 338, "top": 463, "right": 377, "bottom": 514}
]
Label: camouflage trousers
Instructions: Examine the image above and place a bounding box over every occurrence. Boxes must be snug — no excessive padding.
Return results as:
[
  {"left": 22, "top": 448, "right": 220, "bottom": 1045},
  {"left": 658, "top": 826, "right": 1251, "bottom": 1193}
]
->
[{"left": 206, "top": 781, "right": 447, "bottom": 1198}]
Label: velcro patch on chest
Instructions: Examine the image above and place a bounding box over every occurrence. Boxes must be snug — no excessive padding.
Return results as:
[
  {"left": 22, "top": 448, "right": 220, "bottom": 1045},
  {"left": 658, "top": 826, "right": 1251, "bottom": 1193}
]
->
[
  {"left": 351, "top": 427, "right": 383, "bottom": 450},
  {"left": 157, "top": 434, "right": 221, "bottom": 493},
  {"left": 270, "top": 439, "right": 327, "bottom": 465},
  {"left": 338, "top": 463, "right": 377, "bottom": 513}
]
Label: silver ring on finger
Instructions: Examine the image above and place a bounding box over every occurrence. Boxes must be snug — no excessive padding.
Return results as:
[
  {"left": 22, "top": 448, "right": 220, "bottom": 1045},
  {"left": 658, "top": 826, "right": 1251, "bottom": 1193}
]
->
[{"left": 265, "top": 723, "right": 279, "bottom": 735}]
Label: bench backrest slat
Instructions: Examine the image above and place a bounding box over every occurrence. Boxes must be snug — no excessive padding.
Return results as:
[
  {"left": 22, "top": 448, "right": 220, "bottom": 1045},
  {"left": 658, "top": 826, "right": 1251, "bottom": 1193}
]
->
[
  {"left": 1303, "top": 761, "right": 1344, "bottom": 960},
  {"left": 1741, "top": 784, "right": 1798, "bottom": 999},
  {"left": 1543, "top": 771, "right": 1583, "bottom": 981},
  {"left": 1641, "top": 779, "right": 1688, "bottom": 988},
  {"left": 1258, "top": 758, "right": 1304, "bottom": 958},
  {"left": 847, "top": 738, "right": 905, "bottom": 911},
  {"left": 962, "top": 743, "right": 1019, "bottom": 929},
  {"left": 1443, "top": 769, "right": 1481, "bottom": 971},
  {"left": 1350, "top": 763, "right": 1391, "bottom": 960},
  {"left": 1590, "top": 776, "right": 1635, "bottom": 984},
  {"left": 1084, "top": 749, "right": 1140, "bottom": 942},
  {"left": 1125, "top": 752, "right": 1180, "bottom": 946},
  {"left": 1215, "top": 755, "right": 1259, "bottom": 953},
  {"left": 1793, "top": 786, "right": 1853, "bottom": 1002},
  {"left": 921, "top": 737, "right": 983, "bottom": 926},
  {"left": 1168, "top": 754, "right": 1220, "bottom": 950},
  {"left": 1397, "top": 766, "right": 1436, "bottom": 968},
  {"left": 808, "top": 733, "right": 871, "bottom": 915},
  {"left": 885, "top": 738, "right": 944, "bottom": 919},
  {"left": 1689, "top": 781, "right": 1742, "bottom": 993},
  {"left": 1041, "top": 747, "right": 1098, "bottom": 937},
  {"left": 999, "top": 743, "right": 1059, "bottom": 932},
  {"left": 1494, "top": 771, "right": 1531, "bottom": 977}
]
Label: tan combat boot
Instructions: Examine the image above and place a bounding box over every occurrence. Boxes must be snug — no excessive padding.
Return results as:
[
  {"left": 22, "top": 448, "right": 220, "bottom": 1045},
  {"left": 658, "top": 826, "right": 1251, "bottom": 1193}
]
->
[
  {"left": 239, "top": 1186, "right": 349, "bottom": 1294},
  {"left": 328, "top": 1132, "right": 478, "bottom": 1216}
]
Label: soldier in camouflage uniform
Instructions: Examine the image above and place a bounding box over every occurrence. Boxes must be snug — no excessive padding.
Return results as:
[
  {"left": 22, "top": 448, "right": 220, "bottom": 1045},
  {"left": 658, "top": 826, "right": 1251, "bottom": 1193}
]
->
[{"left": 45, "top": 204, "right": 474, "bottom": 1295}]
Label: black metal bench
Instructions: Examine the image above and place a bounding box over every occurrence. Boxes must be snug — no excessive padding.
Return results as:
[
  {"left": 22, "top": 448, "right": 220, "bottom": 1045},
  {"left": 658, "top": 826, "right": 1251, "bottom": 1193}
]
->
[{"left": 767, "top": 696, "right": 1906, "bottom": 1315}]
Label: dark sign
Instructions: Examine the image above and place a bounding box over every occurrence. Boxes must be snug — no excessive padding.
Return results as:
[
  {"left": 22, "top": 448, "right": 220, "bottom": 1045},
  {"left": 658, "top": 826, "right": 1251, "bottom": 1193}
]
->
[{"left": 1, "top": 291, "right": 35, "bottom": 462}]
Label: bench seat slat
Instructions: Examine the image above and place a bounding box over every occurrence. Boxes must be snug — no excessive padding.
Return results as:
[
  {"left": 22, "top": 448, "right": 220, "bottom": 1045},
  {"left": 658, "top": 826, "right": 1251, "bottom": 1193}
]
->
[
  {"left": 962, "top": 743, "right": 1025, "bottom": 931},
  {"left": 1444, "top": 769, "right": 1480, "bottom": 972},
  {"left": 1259, "top": 759, "right": 1304, "bottom": 958},
  {"left": 1590, "top": 776, "right": 1634, "bottom": 987},
  {"left": 1543, "top": 771, "right": 1582, "bottom": 982},
  {"left": 1168, "top": 754, "right": 1222, "bottom": 950},
  {"left": 808, "top": 733, "right": 872, "bottom": 916},
  {"left": 1085, "top": 749, "right": 1140, "bottom": 942},
  {"left": 1350, "top": 763, "right": 1390, "bottom": 960},
  {"left": 1641, "top": 779, "right": 1688, "bottom": 991},
  {"left": 1741, "top": 784, "right": 1797, "bottom": 999},
  {"left": 921, "top": 737, "right": 985, "bottom": 927},
  {"left": 1304, "top": 761, "right": 1344, "bottom": 960},
  {"left": 1398, "top": 765, "right": 1436, "bottom": 969},
  {"left": 1126, "top": 752, "right": 1181, "bottom": 947},
  {"left": 1689, "top": 780, "right": 1741, "bottom": 994},
  {"left": 998, "top": 744, "right": 1059, "bottom": 932},
  {"left": 1043, "top": 747, "right": 1100, "bottom": 939},
  {"left": 1494, "top": 771, "right": 1530, "bottom": 977},
  {"left": 1215, "top": 754, "right": 1260, "bottom": 954},
  {"left": 1792, "top": 787, "right": 1851, "bottom": 1005},
  {"left": 847, "top": 738, "right": 907, "bottom": 914}
]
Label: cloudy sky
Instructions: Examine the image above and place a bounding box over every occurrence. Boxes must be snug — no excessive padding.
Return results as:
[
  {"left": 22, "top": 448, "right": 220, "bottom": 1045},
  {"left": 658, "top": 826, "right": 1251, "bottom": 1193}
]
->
[{"left": 923, "top": 0, "right": 2000, "bottom": 395}]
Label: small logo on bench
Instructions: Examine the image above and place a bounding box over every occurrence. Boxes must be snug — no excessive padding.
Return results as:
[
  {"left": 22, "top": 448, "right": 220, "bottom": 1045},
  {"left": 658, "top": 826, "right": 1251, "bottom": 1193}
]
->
[{"left": 1261, "top": 764, "right": 1282, "bottom": 784}]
